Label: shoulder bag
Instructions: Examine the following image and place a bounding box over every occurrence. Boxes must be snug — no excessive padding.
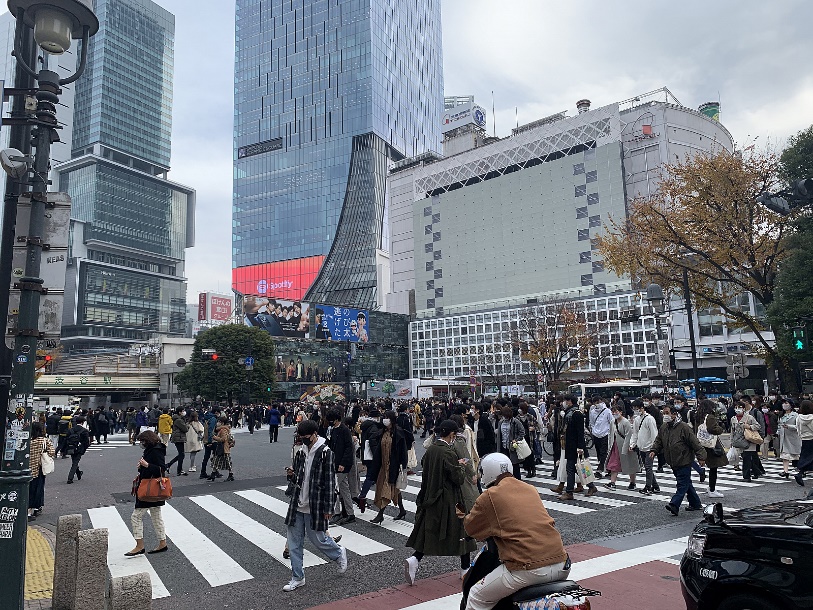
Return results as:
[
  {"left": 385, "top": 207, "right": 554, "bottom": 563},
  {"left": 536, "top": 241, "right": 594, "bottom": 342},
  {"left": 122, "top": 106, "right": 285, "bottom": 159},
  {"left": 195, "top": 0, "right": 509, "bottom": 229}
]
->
[
  {"left": 137, "top": 473, "right": 173, "bottom": 502},
  {"left": 696, "top": 416, "right": 718, "bottom": 449},
  {"left": 396, "top": 466, "right": 408, "bottom": 490},
  {"left": 743, "top": 423, "right": 763, "bottom": 446},
  {"left": 40, "top": 449, "right": 55, "bottom": 476}
]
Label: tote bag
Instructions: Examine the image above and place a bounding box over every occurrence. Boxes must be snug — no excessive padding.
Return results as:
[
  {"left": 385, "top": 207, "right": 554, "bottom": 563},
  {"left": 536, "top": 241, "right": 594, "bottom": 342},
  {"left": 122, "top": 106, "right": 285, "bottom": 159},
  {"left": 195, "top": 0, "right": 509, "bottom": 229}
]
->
[
  {"left": 696, "top": 418, "right": 718, "bottom": 449},
  {"left": 40, "top": 451, "right": 54, "bottom": 476},
  {"left": 513, "top": 438, "right": 532, "bottom": 461},
  {"left": 396, "top": 466, "right": 408, "bottom": 490}
]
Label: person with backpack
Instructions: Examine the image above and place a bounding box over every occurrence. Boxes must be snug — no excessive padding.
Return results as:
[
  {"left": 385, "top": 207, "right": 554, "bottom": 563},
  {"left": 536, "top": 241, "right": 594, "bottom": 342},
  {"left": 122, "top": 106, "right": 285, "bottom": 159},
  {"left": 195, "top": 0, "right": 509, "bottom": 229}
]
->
[
  {"left": 56, "top": 411, "right": 73, "bottom": 458},
  {"left": 65, "top": 416, "right": 91, "bottom": 484}
]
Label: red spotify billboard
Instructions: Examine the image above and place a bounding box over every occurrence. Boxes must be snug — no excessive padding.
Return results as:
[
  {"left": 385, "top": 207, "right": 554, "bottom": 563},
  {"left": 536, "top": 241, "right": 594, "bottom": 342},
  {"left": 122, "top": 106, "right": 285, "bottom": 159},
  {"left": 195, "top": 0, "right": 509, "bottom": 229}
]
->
[{"left": 231, "top": 255, "right": 325, "bottom": 301}]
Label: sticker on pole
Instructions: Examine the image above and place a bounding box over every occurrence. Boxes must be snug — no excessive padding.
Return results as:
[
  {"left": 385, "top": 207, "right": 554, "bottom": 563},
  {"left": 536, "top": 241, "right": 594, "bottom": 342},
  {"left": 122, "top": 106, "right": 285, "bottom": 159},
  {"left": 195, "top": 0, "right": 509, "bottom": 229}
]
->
[{"left": 15, "top": 355, "right": 27, "bottom": 364}]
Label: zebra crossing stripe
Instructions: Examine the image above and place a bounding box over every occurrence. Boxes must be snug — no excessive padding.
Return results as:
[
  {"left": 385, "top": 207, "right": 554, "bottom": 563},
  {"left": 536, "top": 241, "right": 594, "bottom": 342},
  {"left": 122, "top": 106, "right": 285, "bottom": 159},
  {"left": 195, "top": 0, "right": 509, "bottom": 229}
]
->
[
  {"left": 160, "top": 503, "right": 253, "bottom": 587},
  {"left": 190, "top": 494, "right": 326, "bottom": 567},
  {"left": 536, "top": 486, "right": 633, "bottom": 508},
  {"left": 87, "top": 506, "right": 170, "bottom": 599},
  {"left": 236, "top": 489, "right": 392, "bottom": 556}
]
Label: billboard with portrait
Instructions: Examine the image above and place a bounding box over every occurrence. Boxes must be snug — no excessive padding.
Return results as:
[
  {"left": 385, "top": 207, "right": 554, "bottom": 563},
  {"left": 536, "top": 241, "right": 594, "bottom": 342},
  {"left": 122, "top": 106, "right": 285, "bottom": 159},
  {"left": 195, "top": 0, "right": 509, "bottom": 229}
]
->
[
  {"left": 313, "top": 305, "right": 369, "bottom": 343},
  {"left": 243, "top": 295, "right": 310, "bottom": 338}
]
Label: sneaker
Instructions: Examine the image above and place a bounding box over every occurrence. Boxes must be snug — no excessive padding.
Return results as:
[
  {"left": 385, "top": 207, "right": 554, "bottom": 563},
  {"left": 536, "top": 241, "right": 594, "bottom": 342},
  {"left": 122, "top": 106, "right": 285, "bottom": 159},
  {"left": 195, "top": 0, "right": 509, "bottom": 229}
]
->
[
  {"left": 665, "top": 503, "right": 679, "bottom": 516},
  {"left": 603, "top": 482, "right": 616, "bottom": 490},
  {"left": 686, "top": 505, "right": 703, "bottom": 512},
  {"left": 640, "top": 488, "right": 653, "bottom": 496},
  {"left": 188, "top": 467, "right": 196, "bottom": 472},
  {"left": 283, "top": 547, "right": 290, "bottom": 559},
  {"left": 627, "top": 483, "right": 636, "bottom": 491},
  {"left": 794, "top": 473, "right": 805, "bottom": 487},
  {"left": 708, "top": 490, "right": 724, "bottom": 498},
  {"left": 336, "top": 546, "right": 348, "bottom": 573},
  {"left": 282, "top": 578, "right": 305, "bottom": 592},
  {"left": 405, "top": 556, "right": 420, "bottom": 586}
]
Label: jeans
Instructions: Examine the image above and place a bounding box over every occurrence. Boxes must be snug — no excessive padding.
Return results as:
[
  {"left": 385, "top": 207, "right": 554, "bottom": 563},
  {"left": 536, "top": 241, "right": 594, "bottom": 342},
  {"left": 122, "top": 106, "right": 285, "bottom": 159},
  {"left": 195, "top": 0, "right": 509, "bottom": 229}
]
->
[
  {"left": 336, "top": 472, "right": 355, "bottom": 517},
  {"left": 269, "top": 425, "right": 279, "bottom": 442},
  {"left": 593, "top": 435, "right": 609, "bottom": 472},
  {"left": 671, "top": 465, "right": 701, "bottom": 509},
  {"left": 67, "top": 454, "right": 82, "bottom": 482},
  {"left": 201, "top": 444, "right": 214, "bottom": 474},
  {"left": 643, "top": 451, "right": 658, "bottom": 490},
  {"left": 691, "top": 460, "right": 704, "bottom": 476},
  {"left": 359, "top": 471, "right": 375, "bottom": 498},
  {"left": 166, "top": 442, "right": 185, "bottom": 474},
  {"left": 742, "top": 451, "right": 757, "bottom": 480},
  {"left": 466, "top": 562, "right": 570, "bottom": 610},
  {"left": 286, "top": 510, "right": 342, "bottom": 581}
]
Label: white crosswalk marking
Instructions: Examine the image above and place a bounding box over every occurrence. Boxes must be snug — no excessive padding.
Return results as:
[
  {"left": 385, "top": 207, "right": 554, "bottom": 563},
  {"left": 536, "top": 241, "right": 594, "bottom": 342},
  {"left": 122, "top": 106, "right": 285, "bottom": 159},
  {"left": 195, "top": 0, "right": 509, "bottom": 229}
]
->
[
  {"left": 87, "top": 506, "right": 170, "bottom": 599},
  {"left": 161, "top": 503, "right": 253, "bottom": 587},
  {"left": 190, "top": 494, "right": 326, "bottom": 567},
  {"left": 236, "top": 489, "right": 393, "bottom": 556}
]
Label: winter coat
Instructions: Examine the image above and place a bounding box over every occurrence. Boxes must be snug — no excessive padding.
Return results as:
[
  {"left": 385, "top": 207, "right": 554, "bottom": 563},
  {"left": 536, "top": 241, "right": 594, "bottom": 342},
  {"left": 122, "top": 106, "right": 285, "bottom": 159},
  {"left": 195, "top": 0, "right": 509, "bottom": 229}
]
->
[
  {"left": 560, "top": 407, "right": 587, "bottom": 461},
  {"left": 29, "top": 437, "right": 55, "bottom": 478},
  {"left": 213, "top": 424, "right": 232, "bottom": 454},
  {"left": 157, "top": 414, "right": 173, "bottom": 435},
  {"left": 284, "top": 439, "right": 335, "bottom": 532},
  {"left": 45, "top": 413, "right": 60, "bottom": 435},
  {"left": 367, "top": 426, "right": 408, "bottom": 484},
  {"left": 95, "top": 411, "right": 110, "bottom": 432},
  {"left": 474, "top": 415, "right": 496, "bottom": 456},
  {"left": 797, "top": 413, "right": 813, "bottom": 441},
  {"left": 696, "top": 414, "right": 729, "bottom": 469},
  {"left": 169, "top": 414, "right": 189, "bottom": 444},
  {"left": 606, "top": 416, "right": 639, "bottom": 475},
  {"left": 135, "top": 443, "right": 167, "bottom": 508},
  {"left": 494, "top": 417, "right": 527, "bottom": 464},
  {"left": 406, "top": 438, "right": 472, "bottom": 556},
  {"left": 267, "top": 408, "right": 281, "bottom": 426},
  {"left": 651, "top": 420, "right": 706, "bottom": 469},
  {"left": 451, "top": 434, "right": 479, "bottom": 513},
  {"left": 360, "top": 418, "right": 383, "bottom": 465},
  {"left": 730, "top": 414, "right": 760, "bottom": 452},
  {"left": 779, "top": 412, "right": 802, "bottom": 457},
  {"left": 185, "top": 421, "right": 204, "bottom": 453},
  {"left": 328, "top": 423, "right": 355, "bottom": 472},
  {"left": 135, "top": 411, "right": 148, "bottom": 428},
  {"left": 64, "top": 426, "right": 90, "bottom": 456}
]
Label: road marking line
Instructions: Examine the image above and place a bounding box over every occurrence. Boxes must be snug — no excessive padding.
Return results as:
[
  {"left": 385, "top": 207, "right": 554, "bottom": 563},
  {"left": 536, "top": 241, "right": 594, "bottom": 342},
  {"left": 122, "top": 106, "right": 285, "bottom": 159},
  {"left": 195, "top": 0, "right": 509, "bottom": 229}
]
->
[
  {"left": 161, "top": 503, "right": 253, "bottom": 587},
  {"left": 87, "top": 506, "right": 170, "bottom": 600}
]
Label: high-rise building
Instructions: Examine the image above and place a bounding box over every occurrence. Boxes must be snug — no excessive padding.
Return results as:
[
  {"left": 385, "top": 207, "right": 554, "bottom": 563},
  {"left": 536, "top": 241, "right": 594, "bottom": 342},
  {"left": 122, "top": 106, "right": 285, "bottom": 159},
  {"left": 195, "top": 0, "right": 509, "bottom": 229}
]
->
[
  {"left": 56, "top": 0, "right": 195, "bottom": 351},
  {"left": 232, "top": 0, "right": 444, "bottom": 309}
]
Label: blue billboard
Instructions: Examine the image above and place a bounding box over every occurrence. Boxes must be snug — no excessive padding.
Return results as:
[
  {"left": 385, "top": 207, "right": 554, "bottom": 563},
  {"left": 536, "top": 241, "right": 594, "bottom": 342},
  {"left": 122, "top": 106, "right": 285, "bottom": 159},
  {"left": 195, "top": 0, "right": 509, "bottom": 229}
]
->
[{"left": 313, "top": 305, "right": 369, "bottom": 343}]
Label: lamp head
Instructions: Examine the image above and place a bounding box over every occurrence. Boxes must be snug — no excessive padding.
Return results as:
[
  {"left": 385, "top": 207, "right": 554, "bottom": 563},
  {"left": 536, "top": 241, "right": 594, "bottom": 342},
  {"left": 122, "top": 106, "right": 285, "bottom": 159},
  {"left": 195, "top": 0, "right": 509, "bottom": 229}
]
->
[
  {"left": 645, "top": 282, "right": 665, "bottom": 313},
  {"left": 8, "top": 0, "right": 99, "bottom": 54}
]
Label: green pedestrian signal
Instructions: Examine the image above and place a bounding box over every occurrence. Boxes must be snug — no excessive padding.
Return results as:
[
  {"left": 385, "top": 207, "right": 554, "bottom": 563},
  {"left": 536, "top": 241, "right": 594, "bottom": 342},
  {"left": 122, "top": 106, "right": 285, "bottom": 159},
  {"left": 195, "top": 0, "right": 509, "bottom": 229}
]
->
[{"left": 792, "top": 326, "right": 808, "bottom": 352}]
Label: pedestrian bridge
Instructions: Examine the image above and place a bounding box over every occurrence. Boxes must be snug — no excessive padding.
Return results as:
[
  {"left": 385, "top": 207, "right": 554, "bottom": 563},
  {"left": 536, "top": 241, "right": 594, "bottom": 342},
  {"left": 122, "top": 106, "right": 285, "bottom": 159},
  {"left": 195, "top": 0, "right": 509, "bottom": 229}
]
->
[{"left": 34, "top": 373, "right": 159, "bottom": 393}]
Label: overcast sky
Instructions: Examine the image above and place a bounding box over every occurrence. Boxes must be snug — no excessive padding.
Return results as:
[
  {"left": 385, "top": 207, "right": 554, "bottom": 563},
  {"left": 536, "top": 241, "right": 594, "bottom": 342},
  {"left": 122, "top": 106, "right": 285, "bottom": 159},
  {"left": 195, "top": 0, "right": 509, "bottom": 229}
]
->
[{"left": 67, "top": 1, "right": 813, "bottom": 298}]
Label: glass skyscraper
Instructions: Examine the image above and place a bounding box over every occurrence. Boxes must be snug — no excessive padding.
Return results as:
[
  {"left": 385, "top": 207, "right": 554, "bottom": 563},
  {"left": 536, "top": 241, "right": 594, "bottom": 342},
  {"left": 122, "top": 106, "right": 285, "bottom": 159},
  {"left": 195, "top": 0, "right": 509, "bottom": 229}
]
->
[
  {"left": 57, "top": 0, "right": 196, "bottom": 351},
  {"left": 232, "top": 0, "right": 443, "bottom": 308}
]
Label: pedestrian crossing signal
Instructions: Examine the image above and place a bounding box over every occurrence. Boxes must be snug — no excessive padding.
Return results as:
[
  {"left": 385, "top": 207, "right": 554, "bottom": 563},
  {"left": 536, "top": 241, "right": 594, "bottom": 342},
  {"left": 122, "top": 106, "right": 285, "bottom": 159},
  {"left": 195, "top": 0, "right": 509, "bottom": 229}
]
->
[{"left": 792, "top": 327, "right": 808, "bottom": 352}]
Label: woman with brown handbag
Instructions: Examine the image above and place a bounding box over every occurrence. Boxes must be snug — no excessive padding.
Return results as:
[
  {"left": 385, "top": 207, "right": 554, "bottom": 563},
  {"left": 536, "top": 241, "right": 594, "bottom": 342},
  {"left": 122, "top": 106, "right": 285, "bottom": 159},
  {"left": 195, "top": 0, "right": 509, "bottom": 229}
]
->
[{"left": 126, "top": 430, "right": 169, "bottom": 556}]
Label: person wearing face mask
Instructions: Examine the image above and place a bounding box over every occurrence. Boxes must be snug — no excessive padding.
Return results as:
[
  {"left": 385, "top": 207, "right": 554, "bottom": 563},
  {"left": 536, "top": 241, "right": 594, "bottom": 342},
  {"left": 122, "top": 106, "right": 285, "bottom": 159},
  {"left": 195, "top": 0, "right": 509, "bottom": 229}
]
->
[
  {"left": 743, "top": 397, "right": 767, "bottom": 477},
  {"left": 165, "top": 407, "right": 190, "bottom": 476},
  {"left": 355, "top": 408, "right": 384, "bottom": 512},
  {"left": 777, "top": 400, "right": 801, "bottom": 478},
  {"left": 367, "top": 410, "right": 409, "bottom": 524},
  {"left": 282, "top": 419, "right": 348, "bottom": 592},
  {"left": 326, "top": 408, "right": 356, "bottom": 525},
  {"left": 473, "top": 405, "right": 496, "bottom": 457},
  {"left": 691, "top": 400, "right": 728, "bottom": 498},
  {"left": 730, "top": 402, "right": 761, "bottom": 482},
  {"left": 553, "top": 395, "right": 597, "bottom": 501},
  {"left": 630, "top": 400, "right": 660, "bottom": 495},
  {"left": 756, "top": 401, "right": 778, "bottom": 461},
  {"left": 649, "top": 405, "right": 706, "bottom": 516},
  {"left": 793, "top": 400, "right": 813, "bottom": 486},
  {"left": 603, "top": 405, "right": 638, "bottom": 491}
]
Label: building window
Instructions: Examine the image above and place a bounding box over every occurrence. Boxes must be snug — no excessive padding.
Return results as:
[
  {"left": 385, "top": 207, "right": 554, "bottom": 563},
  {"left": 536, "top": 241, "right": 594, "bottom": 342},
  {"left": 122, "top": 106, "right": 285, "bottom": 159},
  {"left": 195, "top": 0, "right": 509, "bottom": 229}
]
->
[
  {"left": 425, "top": 224, "right": 432, "bottom": 234},
  {"left": 434, "top": 269, "right": 443, "bottom": 279},
  {"left": 576, "top": 206, "right": 588, "bottom": 219},
  {"left": 432, "top": 213, "right": 441, "bottom": 223},
  {"left": 426, "top": 261, "right": 433, "bottom": 271},
  {"left": 578, "top": 229, "right": 590, "bottom": 241},
  {"left": 589, "top": 215, "right": 601, "bottom": 228},
  {"left": 587, "top": 193, "right": 599, "bottom": 205},
  {"left": 579, "top": 251, "right": 592, "bottom": 263},
  {"left": 584, "top": 147, "right": 596, "bottom": 160},
  {"left": 573, "top": 163, "right": 585, "bottom": 175},
  {"left": 424, "top": 206, "right": 432, "bottom": 217},
  {"left": 575, "top": 185, "right": 586, "bottom": 197},
  {"left": 433, "top": 250, "right": 442, "bottom": 260},
  {"left": 433, "top": 231, "right": 441, "bottom": 242},
  {"left": 581, "top": 274, "right": 593, "bottom": 286},
  {"left": 435, "top": 288, "right": 444, "bottom": 298},
  {"left": 424, "top": 243, "right": 433, "bottom": 253},
  {"left": 592, "top": 260, "right": 605, "bottom": 273},
  {"left": 586, "top": 170, "right": 597, "bottom": 183},
  {"left": 590, "top": 237, "right": 600, "bottom": 250},
  {"left": 427, "top": 299, "right": 435, "bottom": 309},
  {"left": 426, "top": 280, "right": 434, "bottom": 290}
]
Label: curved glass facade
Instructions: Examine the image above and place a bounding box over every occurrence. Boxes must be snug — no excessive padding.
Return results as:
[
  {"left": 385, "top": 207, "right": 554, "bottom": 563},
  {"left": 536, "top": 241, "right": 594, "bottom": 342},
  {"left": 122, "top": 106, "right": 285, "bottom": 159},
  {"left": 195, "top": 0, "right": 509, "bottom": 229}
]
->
[{"left": 233, "top": 0, "right": 443, "bottom": 308}]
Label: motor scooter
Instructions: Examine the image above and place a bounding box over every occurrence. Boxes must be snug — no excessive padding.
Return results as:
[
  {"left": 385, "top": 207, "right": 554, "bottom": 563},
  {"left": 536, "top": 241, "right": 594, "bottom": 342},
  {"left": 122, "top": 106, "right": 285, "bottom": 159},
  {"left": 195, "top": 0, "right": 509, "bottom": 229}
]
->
[{"left": 461, "top": 539, "right": 600, "bottom": 610}]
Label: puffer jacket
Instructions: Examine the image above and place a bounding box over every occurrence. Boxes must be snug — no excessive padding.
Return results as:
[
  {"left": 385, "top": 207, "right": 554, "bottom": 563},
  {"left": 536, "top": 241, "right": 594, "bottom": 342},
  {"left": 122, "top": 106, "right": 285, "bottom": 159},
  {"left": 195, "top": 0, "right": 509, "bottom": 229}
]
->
[
  {"left": 157, "top": 414, "right": 173, "bottom": 435},
  {"left": 169, "top": 414, "right": 189, "bottom": 443}
]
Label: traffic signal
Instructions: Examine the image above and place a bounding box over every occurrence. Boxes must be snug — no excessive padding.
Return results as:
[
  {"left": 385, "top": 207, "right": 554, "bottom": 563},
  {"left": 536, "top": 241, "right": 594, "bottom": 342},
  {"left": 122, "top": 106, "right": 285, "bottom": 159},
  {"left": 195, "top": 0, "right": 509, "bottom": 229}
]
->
[
  {"left": 370, "top": 380, "right": 376, "bottom": 388},
  {"left": 44, "top": 354, "right": 52, "bottom": 372},
  {"left": 792, "top": 326, "right": 808, "bottom": 352},
  {"left": 202, "top": 349, "right": 219, "bottom": 361}
]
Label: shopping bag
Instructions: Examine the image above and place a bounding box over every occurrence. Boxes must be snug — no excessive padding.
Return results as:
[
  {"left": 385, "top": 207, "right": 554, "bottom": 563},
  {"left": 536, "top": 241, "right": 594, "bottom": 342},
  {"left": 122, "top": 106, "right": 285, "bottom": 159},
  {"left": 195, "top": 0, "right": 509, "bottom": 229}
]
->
[
  {"left": 576, "top": 457, "right": 595, "bottom": 485},
  {"left": 40, "top": 452, "right": 54, "bottom": 476},
  {"left": 407, "top": 445, "right": 418, "bottom": 469},
  {"left": 396, "top": 467, "right": 408, "bottom": 490},
  {"left": 363, "top": 439, "right": 373, "bottom": 461},
  {"left": 726, "top": 446, "right": 739, "bottom": 462},
  {"left": 513, "top": 438, "right": 532, "bottom": 461},
  {"left": 696, "top": 422, "right": 718, "bottom": 449}
]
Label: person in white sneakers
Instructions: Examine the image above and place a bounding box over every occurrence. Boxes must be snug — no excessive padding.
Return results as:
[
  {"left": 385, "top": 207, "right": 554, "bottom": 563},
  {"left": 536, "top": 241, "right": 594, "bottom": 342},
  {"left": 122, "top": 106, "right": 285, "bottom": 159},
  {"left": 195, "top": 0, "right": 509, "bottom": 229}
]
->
[
  {"left": 629, "top": 400, "right": 660, "bottom": 495},
  {"left": 690, "top": 399, "right": 728, "bottom": 498},
  {"left": 282, "top": 419, "right": 347, "bottom": 591}
]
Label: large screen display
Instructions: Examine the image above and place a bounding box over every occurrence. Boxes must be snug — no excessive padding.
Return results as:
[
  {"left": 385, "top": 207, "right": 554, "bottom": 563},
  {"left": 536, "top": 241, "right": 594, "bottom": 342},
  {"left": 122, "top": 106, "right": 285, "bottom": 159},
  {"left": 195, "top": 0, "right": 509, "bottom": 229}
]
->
[
  {"left": 243, "top": 297, "right": 310, "bottom": 338},
  {"left": 313, "top": 305, "right": 369, "bottom": 343},
  {"left": 232, "top": 255, "right": 325, "bottom": 301}
]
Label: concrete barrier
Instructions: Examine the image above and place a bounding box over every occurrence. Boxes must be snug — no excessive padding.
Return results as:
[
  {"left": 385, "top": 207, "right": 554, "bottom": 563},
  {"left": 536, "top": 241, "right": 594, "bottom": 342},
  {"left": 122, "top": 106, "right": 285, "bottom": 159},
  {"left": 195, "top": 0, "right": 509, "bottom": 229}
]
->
[
  {"left": 51, "top": 514, "right": 81, "bottom": 610},
  {"left": 73, "top": 528, "right": 109, "bottom": 610},
  {"left": 108, "top": 572, "right": 152, "bottom": 610}
]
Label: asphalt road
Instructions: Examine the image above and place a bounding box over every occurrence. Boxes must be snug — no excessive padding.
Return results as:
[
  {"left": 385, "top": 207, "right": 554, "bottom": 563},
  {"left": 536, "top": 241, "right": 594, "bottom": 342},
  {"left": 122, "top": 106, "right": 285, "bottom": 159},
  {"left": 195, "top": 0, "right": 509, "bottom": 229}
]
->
[{"left": 32, "top": 426, "right": 811, "bottom": 610}]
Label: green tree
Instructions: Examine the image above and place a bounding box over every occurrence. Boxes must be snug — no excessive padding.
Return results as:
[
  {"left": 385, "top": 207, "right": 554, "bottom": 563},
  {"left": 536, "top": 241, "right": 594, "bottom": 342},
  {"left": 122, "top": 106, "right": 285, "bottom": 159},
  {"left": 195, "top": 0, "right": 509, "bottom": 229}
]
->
[
  {"left": 780, "top": 125, "right": 813, "bottom": 183},
  {"left": 382, "top": 380, "right": 396, "bottom": 397},
  {"left": 176, "top": 324, "right": 276, "bottom": 404}
]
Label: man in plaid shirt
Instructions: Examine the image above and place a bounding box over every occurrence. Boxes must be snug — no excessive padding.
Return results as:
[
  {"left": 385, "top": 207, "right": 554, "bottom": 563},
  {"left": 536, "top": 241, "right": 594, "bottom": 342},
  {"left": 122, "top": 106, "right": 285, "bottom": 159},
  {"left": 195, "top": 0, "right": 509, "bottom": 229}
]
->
[{"left": 283, "top": 419, "right": 348, "bottom": 592}]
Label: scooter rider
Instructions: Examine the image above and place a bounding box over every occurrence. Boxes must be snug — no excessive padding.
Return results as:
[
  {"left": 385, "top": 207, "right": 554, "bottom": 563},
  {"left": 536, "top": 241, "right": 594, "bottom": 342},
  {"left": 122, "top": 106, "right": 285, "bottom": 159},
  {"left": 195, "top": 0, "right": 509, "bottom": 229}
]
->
[{"left": 463, "top": 452, "right": 570, "bottom": 610}]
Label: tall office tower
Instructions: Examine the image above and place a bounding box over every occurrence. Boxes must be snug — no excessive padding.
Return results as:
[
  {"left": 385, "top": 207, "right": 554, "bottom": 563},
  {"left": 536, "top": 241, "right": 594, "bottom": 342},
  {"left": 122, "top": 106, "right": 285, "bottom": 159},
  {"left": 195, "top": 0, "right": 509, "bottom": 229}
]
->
[
  {"left": 232, "top": 0, "right": 443, "bottom": 308},
  {"left": 56, "top": 0, "right": 196, "bottom": 351}
]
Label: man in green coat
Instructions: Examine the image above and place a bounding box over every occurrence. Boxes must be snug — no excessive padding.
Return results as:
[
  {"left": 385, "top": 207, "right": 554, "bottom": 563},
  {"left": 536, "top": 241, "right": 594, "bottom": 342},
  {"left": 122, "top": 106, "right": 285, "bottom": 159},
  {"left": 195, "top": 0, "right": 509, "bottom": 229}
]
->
[{"left": 405, "top": 419, "right": 471, "bottom": 585}]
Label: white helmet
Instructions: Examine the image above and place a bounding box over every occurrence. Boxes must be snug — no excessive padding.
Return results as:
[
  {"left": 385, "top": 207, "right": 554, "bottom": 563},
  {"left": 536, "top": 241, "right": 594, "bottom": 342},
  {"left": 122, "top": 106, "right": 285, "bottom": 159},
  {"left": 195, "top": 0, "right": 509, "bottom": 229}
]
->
[{"left": 479, "top": 453, "right": 513, "bottom": 488}]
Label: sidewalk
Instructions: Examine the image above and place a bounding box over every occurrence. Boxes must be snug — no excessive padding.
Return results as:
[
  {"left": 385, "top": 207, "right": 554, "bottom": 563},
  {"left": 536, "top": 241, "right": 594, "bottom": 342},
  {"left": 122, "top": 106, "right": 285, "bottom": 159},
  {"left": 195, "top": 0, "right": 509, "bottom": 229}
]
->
[{"left": 24, "top": 525, "right": 55, "bottom": 610}]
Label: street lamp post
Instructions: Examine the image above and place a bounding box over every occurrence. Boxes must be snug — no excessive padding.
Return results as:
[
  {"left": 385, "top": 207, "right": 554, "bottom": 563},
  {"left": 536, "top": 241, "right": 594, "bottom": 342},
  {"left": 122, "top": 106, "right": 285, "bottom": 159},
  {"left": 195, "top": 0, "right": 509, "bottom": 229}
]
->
[{"left": 0, "top": 2, "right": 97, "bottom": 608}]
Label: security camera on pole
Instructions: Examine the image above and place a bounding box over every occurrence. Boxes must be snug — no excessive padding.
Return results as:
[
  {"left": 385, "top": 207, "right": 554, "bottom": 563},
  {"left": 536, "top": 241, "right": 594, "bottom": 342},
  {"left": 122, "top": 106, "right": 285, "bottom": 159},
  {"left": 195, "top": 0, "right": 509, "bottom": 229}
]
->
[{"left": 0, "top": 2, "right": 98, "bottom": 608}]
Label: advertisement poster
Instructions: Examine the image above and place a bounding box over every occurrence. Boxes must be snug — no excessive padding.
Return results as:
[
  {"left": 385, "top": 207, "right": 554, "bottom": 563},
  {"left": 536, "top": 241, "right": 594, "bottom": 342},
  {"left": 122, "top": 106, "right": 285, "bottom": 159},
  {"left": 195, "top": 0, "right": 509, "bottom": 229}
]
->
[
  {"left": 199, "top": 292, "right": 233, "bottom": 322},
  {"left": 368, "top": 379, "right": 413, "bottom": 399},
  {"left": 315, "top": 305, "right": 369, "bottom": 343},
  {"left": 276, "top": 355, "right": 340, "bottom": 383},
  {"left": 243, "top": 296, "right": 310, "bottom": 338},
  {"left": 299, "top": 384, "right": 346, "bottom": 403}
]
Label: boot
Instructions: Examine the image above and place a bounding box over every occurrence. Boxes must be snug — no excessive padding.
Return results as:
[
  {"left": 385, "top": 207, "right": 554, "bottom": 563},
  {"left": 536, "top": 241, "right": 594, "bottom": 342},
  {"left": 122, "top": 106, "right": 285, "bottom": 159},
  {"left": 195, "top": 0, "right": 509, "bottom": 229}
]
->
[
  {"left": 371, "top": 508, "right": 385, "bottom": 524},
  {"left": 550, "top": 483, "right": 564, "bottom": 494},
  {"left": 199, "top": 471, "right": 209, "bottom": 479},
  {"left": 394, "top": 497, "right": 407, "bottom": 521},
  {"left": 557, "top": 492, "right": 574, "bottom": 501},
  {"left": 225, "top": 473, "right": 234, "bottom": 482},
  {"left": 574, "top": 483, "right": 585, "bottom": 494}
]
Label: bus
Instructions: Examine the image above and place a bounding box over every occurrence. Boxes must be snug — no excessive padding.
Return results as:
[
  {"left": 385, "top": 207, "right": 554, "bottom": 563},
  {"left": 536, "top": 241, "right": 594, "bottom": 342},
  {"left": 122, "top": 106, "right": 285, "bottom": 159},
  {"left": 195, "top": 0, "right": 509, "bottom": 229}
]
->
[
  {"left": 674, "top": 377, "right": 733, "bottom": 402},
  {"left": 566, "top": 380, "right": 652, "bottom": 408}
]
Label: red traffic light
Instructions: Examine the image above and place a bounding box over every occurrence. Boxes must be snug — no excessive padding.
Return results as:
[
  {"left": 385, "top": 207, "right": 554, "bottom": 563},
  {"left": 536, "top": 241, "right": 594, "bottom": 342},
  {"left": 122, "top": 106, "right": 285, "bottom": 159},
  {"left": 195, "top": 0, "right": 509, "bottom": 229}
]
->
[
  {"left": 211, "top": 353, "right": 219, "bottom": 361},
  {"left": 44, "top": 355, "right": 52, "bottom": 362}
]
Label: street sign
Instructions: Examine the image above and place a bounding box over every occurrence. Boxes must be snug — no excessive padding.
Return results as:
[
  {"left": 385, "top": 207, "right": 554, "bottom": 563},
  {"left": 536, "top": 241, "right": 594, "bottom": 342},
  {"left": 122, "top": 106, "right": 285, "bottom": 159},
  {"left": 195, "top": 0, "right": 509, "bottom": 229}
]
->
[
  {"left": 726, "top": 365, "right": 749, "bottom": 378},
  {"left": 245, "top": 356, "right": 255, "bottom": 366},
  {"left": 238, "top": 357, "right": 246, "bottom": 365},
  {"left": 537, "top": 373, "right": 544, "bottom": 382},
  {"left": 725, "top": 354, "right": 745, "bottom": 365},
  {"left": 657, "top": 339, "right": 671, "bottom": 376}
]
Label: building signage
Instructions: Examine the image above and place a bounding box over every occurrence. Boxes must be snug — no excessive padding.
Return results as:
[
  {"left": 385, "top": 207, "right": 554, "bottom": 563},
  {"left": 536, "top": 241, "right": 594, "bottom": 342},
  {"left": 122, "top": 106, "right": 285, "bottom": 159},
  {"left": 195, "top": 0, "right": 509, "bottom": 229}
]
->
[
  {"left": 232, "top": 255, "right": 326, "bottom": 302},
  {"left": 34, "top": 374, "right": 159, "bottom": 390},
  {"left": 198, "top": 292, "right": 233, "bottom": 322},
  {"left": 243, "top": 297, "right": 310, "bottom": 338},
  {"left": 441, "top": 102, "right": 487, "bottom": 133},
  {"left": 238, "top": 137, "right": 283, "bottom": 159},
  {"left": 315, "top": 305, "right": 369, "bottom": 343}
]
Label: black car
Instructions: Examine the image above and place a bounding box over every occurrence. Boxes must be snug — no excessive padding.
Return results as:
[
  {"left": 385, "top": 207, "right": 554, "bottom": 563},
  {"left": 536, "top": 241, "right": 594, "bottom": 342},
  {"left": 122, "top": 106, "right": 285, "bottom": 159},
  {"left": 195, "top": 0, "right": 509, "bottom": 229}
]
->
[{"left": 680, "top": 501, "right": 813, "bottom": 610}]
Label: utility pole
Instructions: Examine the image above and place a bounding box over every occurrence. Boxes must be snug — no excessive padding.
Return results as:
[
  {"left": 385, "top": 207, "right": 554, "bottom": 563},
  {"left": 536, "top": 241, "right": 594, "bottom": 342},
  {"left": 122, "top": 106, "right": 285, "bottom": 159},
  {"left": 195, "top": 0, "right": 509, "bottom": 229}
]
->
[{"left": 683, "top": 268, "right": 700, "bottom": 393}]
